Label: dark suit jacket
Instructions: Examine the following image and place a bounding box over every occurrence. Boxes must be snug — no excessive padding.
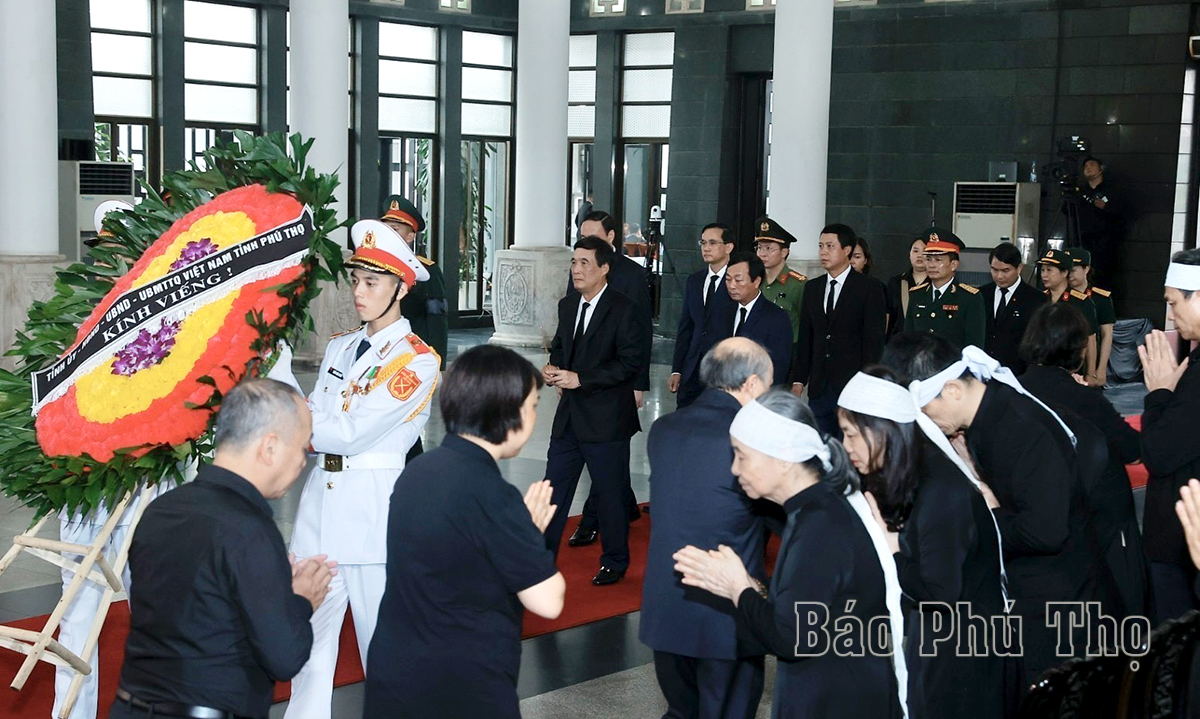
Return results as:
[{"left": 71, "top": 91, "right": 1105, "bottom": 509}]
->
[
  {"left": 671, "top": 268, "right": 732, "bottom": 385},
  {"left": 640, "top": 388, "right": 766, "bottom": 659},
  {"left": 566, "top": 254, "right": 652, "bottom": 391},
  {"left": 793, "top": 270, "right": 887, "bottom": 397},
  {"left": 549, "top": 286, "right": 647, "bottom": 443},
  {"left": 982, "top": 280, "right": 1048, "bottom": 374},
  {"left": 717, "top": 295, "right": 792, "bottom": 386}
]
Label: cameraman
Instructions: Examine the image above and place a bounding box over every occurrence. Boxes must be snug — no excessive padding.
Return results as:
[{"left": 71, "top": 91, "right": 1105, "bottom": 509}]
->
[{"left": 1075, "top": 156, "right": 1121, "bottom": 289}]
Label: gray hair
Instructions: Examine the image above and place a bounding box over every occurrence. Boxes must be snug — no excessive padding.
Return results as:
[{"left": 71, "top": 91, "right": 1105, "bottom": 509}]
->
[
  {"left": 214, "top": 378, "right": 304, "bottom": 451},
  {"left": 699, "top": 338, "right": 773, "bottom": 391},
  {"left": 754, "top": 389, "right": 861, "bottom": 495}
]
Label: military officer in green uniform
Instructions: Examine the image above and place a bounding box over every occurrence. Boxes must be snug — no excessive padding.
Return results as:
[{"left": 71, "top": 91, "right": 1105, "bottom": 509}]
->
[
  {"left": 381, "top": 195, "right": 447, "bottom": 368},
  {"left": 1038, "top": 247, "right": 1100, "bottom": 376},
  {"left": 904, "top": 229, "right": 985, "bottom": 349},
  {"left": 1067, "top": 247, "right": 1115, "bottom": 386},
  {"left": 754, "top": 217, "right": 807, "bottom": 342}
]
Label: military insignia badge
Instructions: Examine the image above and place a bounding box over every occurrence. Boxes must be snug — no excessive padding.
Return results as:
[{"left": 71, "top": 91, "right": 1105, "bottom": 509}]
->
[
  {"left": 388, "top": 367, "right": 421, "bottom": 401},
  {"left": 929, "top": 232, "right": 939, "bottom": 243},
  {"left": 761, "top": 221, "right": 770, "bottom": 232},
  {"left": 390, "top": 199, "right": 400, "bottom": 212},
  {"left": 362, "top": 231, "right": 376, "bottom": 249}
]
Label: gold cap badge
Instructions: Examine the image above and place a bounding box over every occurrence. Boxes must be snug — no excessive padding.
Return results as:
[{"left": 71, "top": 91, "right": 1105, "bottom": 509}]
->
[
  {"left": 389, "top": 199, "right": 400, "bottom": 211},
  {"left": 929, "top": 232, "right": 939, "bottom": 243},
  {"left": 363, "top": 231, "right": 376, "bottom": 249},
  {"left": 761, "top": 221, "right": 770, "bottom": 232}
]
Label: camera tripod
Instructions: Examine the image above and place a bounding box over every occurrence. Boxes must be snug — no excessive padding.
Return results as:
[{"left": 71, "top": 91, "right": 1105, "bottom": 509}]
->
[{"left": 1044, "top": 193, "right": 1085, "bottom": 252}]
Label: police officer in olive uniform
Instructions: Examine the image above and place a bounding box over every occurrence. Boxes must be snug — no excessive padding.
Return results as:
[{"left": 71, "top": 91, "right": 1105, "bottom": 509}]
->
[
  {"left": 381, "top": 195, "right": 448, "bottom": 368},
  {"left": 1070, "top": 247, "right": 1115, "bottom": 385},
  {"left": 904, "top": 229, "right": 985, "bottom": 349},
  {"left": 1038, "top": 248, "right": 1100, "bottom": 375},
  {"left": 754, "top": 217, "right": 807, "bottom": 342}
]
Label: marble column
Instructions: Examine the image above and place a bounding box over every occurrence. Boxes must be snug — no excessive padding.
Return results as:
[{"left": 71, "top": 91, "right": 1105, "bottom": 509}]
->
[
  {"left": 288, "top": 0, "right": 356, "bottom": 362},
  {"left": 0, "top": 0, "right": 66, "bottom": 367},
  {"left": 770, "top": 0, "right": 833, "bottom": 274},
  {"left": 489, "top": 0, "right": 573, "bottom": 348}
]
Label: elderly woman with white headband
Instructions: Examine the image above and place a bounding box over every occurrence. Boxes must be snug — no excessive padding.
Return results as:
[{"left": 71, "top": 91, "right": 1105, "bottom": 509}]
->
[
  {"left": 673, "top": 390, "right": 905, "bottom": 719},
  {"left": 837, "top": 367, "right": 1017, "bottom": 719}
]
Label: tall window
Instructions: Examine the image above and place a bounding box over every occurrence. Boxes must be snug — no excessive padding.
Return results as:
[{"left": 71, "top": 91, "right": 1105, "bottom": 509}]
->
[
  {"left": 621, "top": 32, "right": 674, "bottom": 140},
  {"left": 90, "top": 0, "right": 155, "bottom": 195},
  {"left": 183, "top": 0, "right": 260, "bottom": 166},
  {"left": 568, "top": 34, "right": 598, "bottom": 242},
  {"left": 460, "top": 32, "right": 514, "bottom": 316}
]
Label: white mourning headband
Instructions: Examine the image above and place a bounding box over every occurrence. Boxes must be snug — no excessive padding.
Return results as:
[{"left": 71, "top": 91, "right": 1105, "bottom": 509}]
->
[
  {"left": 730, "top": 399, "right": 832, "bottom": 471},
  {"left": 1166, "top": 262, "right": 1200, "bottom": 292},
  {"left": 911, "top": 346, "right": 1076, "bottom": 446}
]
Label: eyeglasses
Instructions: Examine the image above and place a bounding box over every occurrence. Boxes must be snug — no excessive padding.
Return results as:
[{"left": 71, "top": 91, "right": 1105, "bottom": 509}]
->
[{"left": 698, "top": 240, "right": 725, "bottom": 248}]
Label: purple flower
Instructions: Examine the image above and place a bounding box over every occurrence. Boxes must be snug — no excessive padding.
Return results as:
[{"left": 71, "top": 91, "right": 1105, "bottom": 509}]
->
[
  {"left": 111, "top": 320, "right": 184, "bottom": 377},
  {"left": 170, "top": 238, "right": 218, "bottom": 271}
]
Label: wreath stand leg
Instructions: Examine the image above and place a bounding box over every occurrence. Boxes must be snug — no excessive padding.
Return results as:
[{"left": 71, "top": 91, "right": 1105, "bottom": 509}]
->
[{"left": 0, "top": 487, "right": 151, "bottom": 717}]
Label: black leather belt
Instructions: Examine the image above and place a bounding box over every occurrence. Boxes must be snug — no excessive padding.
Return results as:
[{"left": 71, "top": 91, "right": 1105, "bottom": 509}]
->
[{"left": 115, "top": 688, "right": 254, "bottom": 719}]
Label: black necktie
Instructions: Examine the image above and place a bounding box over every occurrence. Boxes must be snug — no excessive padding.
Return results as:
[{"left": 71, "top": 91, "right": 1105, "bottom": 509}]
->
[
  {"left": 997, "top": 286, "right": 1010, "bottom": 317},
  {"left": 705, "top": 274, "right": 719, "bottom": 308},
  {"left": 355, "top": 338, "right": 371, "bottom": 361},
  {"left": 735, "top": 307, "right": 748, "bottom": 336},
  {"left": 934, "top": 287, "right": 943, "bottom": 304},
  {"left": 569, "top": 301, "right": 590, "bottom": 367},
  {"left": 826, "top": 279, "right": 837, "bottom": 316}
]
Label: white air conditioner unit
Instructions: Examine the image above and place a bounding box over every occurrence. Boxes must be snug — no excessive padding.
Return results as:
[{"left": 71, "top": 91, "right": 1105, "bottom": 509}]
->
[
  {"left": 952, "top": 182, "right": 1040, "bottom": 251},
  {"left": 58, "top": 161, "right": 136, "bottom": 261}
]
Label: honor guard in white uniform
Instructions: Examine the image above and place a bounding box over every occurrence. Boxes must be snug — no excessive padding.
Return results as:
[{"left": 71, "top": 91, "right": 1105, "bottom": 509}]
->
[
  {"left": 55, "top": 200, "right": 170, "bottom": 719},
  {"left": 272, "top": 219, "right": 439, "bottom": 719}
]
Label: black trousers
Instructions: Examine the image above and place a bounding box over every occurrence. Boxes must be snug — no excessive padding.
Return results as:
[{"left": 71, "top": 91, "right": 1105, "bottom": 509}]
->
[
  {"left": 653, "top": 651, "right": 764, "bottom": 719},
  {"left": 807, "top": 386, "right": 842, "bottom": 440},
  {"left": 544, "top": 425, "right": 631, "bottom": 571},
  {"left": 108, "top": 700, "right": 259, "bottom": 719}
]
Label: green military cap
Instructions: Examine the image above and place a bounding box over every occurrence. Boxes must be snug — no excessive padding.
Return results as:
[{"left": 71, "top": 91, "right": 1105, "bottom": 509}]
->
[
  {"left": 1036, "top": 248, "right": 1072, "bottom": 268},
  {"left": 754, "top": 216, "right": 797, "bottom": 246},
  {"left": 381, "top": 194, "right": 426, "bottom": 234},
  {"left": 1066, "top": 247, "right": 1092, "bottom": 266},
  {"left": 920, "top": 227, "right": 965, "bottom": 254}
]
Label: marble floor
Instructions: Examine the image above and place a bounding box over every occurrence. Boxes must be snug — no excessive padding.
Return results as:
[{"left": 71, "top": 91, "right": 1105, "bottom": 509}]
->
[{"left": 0, "top": 327, "right": 1149, "bottom": 718}]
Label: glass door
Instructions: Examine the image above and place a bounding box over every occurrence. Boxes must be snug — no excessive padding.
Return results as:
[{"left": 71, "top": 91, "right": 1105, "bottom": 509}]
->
[
  {"left": 568, "top": 142, "right": 593, "bottom": 243},
  {"left": 381, "top": 135, "right": 437, "bottom": 258},
  {"left": 619, "top": 141, "right": 668, "bottom": 315},
  {"left": 461, "top": 139, "right": 511, "bottom": 316}
]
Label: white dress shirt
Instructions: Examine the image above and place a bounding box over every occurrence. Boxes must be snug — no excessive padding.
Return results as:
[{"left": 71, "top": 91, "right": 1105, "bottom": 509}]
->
[
  {"left": 823, "top": 264, "right": 852, "bottom": 311},
  {"left": 704, "top": 264, "right": 728, "bottom": 306},
  {"left": 930, "top": 276, "right": 955, "bottom": 303},
  {"left": 994, "top": 276, "right": 1022, "bottom": 316},
  {"left": 733, "top": 292, "right": 761, "bottom": 334},
  {"left": 574, "top": 283, "right": 608, "bottom": 335}
]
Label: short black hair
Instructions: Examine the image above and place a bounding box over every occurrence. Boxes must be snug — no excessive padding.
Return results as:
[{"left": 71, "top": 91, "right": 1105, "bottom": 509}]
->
[
  {"left": 853, "top": 237, "right": 873, "bottom": 275},
  {"left": 727, "top": 251, "right": 766, "bottom": 285},
  {"left": 1173, "top": 248, "right": 1200, "bottom": 299},
  {"left": 702, "top": 223, "right": 736, "bottom": 246},
  {"left": 882, "top": 331, "right": 972, "bottom": 386},
  {"left": 820, "top": 223, "right": 857, "bottom": 250},
  {"left": 1019, "top": 302, "right": 1089, "bottom": 373},
  {"left": 583, "top": 210, "right": 619, "bottom": 239},
  {"left": 574, "top": 235, "right": 615, "bottom": 268},
  {"left": 989, "top": 242, "right": 1023, "bottom": 268},
  {"left": 440, "top": 345, "right": 544, "bottom": 445}
]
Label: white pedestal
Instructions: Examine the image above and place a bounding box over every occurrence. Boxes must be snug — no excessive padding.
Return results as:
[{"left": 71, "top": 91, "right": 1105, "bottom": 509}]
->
[
  {"left": 489, "top": 246, "right": 573, "bottom": 349},
  {"left": 0, "top": 256, "right": 66, "bottom": 372}
]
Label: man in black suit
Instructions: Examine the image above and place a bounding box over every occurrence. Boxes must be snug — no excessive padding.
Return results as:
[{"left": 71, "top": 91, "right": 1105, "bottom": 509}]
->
[
  {"left": 719, "top": 252, "right": 792, "bottom": 385},
  {"left": 668, "top": 223, "right": 736, "bottom": 407},
  {"left": 982, "top": 241, "right": 1047, "bottom": 374},
  {"left": 543, "top": 236, "right": 649, "bottom": 586},
  {"left": 641, "top": 337, "right": 773, "bottom": 719},
  {"left": 568, "top": 210, "right": 650, "bottom": 545},
  {"left": 791, "top": 223, "right": 886, "bottom": 438}
]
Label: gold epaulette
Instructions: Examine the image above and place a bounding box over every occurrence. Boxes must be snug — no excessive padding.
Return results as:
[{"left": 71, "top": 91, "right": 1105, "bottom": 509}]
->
[
  {"left": 1070, "top": 289, "right": 1089, "bottom": 300},
  {"left": 957, "top": 283, "right": 980, "bottom": 295},
  {"left": 330, "top": 325, "right": 362, "bottom": 339},
  {"left": 1091, "top": 287, "right": 1112, "bottom": 297},
  {"left": 910, "top": 283, "right": 929, "bottom": 292},
  {"left": 787, "top": 270, "right": 808, "bottom": 282},
  {"left": 417, "top": 255, "right": 435, "bottom": 267}
]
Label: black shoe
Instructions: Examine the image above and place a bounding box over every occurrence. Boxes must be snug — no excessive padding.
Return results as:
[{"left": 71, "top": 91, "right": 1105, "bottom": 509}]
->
[
  {"left": 568, "top": 525, "right": 598, "bottom": 546},
  {"left": 592, "top": 565, "right": 626, "bottom": 586}
]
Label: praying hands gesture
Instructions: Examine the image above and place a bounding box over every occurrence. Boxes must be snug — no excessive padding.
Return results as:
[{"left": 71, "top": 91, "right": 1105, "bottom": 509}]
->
[
  {"left": 524, "top": 480, "right": 558, "bottom": 533},
  {"left": 1139, "top": 330, "right": 1189, "bottom": 393},
  {"left": 673, "top": 545, "right": 756, "bottom": 607}
]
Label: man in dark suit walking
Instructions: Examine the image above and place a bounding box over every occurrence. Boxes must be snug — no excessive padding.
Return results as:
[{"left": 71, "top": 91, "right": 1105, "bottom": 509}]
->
[
  {"left": 982, "top": 241, "right": 1047, "bottom": 374},
  {"left": 543, "top": 236, "right": 649, "bottom": 586},
  {"left": 668, "top": 223, "right": 736, "bottom": 407},
  {"left": 718, "top": 252, "right": 792, "bottom": 385},
  {"left": 641, "top": 337, "right": 773, "bottom": 719},
  {"left": 791, "top": 223, "right": 886, "bottom": 438},
  {"left": 568, "top": 210, "right": 650, "bottom": 547}
]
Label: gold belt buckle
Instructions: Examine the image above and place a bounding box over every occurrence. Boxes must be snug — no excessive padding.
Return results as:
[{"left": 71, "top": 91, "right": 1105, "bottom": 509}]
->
[{"left": 324, "top": 454, "right": 343, "bottom": 472}]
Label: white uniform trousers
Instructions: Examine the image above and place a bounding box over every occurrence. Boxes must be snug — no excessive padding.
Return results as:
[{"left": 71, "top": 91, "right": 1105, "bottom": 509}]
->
[
  {"left": 52, "top": 520, "right": 132, "bottom": 719},
  {"left": 283, "top": 563, "right": 386, "bottom": 719}
]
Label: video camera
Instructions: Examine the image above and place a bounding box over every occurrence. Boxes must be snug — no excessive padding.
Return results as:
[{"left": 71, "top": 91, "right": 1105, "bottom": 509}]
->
[{"left": 1044, "top": 135, "right": 1091, "bottom": 202}]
